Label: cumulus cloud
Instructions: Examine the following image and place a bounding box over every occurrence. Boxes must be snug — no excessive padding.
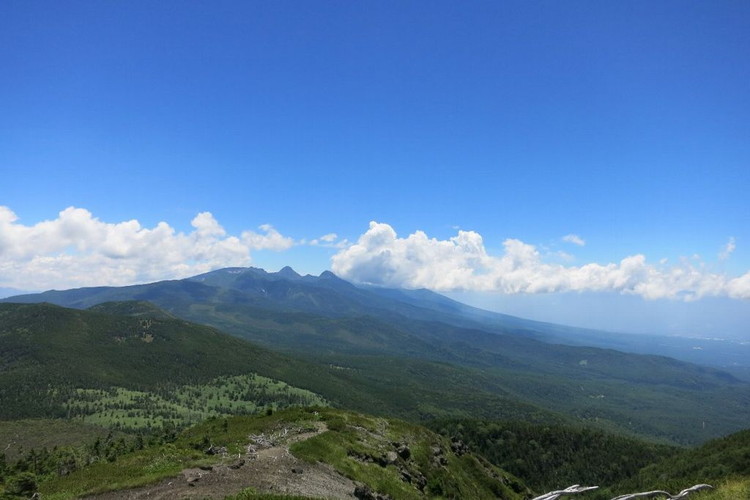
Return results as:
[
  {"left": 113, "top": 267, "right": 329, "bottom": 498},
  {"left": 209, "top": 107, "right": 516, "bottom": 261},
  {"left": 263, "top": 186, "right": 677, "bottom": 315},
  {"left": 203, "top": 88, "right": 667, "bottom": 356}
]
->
[
  {"left": 562, "top": 234, "right": 586, "bottom": 246},
  {"left": 331, "top": 222, "right": 750, "bottom": 301},
  {"left": 0, "top": 206, "right": 295, "bottom": 291},
  {"left": 241, "top": 224, "right": 294, "bottom": 251}
]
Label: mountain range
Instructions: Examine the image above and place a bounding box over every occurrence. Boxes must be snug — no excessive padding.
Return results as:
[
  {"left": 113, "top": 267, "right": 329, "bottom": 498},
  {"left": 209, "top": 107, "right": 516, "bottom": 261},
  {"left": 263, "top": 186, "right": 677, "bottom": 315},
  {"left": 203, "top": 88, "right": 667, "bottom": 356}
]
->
[
  {"left": 3, "top": 266, "right": 749, "bottom": 446},
  {"left": 6, "top": 267, "right": 747, "bottom": 374}
]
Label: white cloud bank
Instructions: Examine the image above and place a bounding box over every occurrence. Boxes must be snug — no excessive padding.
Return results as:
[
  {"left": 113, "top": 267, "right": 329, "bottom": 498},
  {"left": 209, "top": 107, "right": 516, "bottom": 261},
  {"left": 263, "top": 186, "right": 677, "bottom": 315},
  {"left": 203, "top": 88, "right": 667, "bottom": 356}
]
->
[
  {"left": 4, "top": 210, "right": 748, "bottom": 301},
  {"left": 331, "top": 222, "right": 750, "bottom": 301},
  {"left": 0, "top": 206, "right": 293, "bottom": 290}
]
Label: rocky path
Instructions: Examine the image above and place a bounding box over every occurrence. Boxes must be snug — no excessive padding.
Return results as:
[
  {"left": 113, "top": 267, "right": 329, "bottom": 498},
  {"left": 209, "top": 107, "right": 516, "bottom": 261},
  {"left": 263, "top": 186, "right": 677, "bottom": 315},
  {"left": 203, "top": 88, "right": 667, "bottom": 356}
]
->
[{"left": 90, "top": 423, "right": 357, "bottom": 499}]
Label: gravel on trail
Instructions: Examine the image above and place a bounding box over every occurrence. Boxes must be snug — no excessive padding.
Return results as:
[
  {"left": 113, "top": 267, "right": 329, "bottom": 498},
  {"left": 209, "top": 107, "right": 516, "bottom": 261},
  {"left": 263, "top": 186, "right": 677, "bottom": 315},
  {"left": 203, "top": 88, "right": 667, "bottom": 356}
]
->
[{"left": 90, "top": 424, "right": 357, "bottom": 499}]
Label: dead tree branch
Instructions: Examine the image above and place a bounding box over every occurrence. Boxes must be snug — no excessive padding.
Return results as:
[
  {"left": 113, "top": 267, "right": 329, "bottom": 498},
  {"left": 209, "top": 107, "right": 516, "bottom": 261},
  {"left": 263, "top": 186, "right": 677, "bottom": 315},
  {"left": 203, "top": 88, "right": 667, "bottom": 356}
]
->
[
  {"left": 533, "top": 483, "right": 713, "bottom": 500},
  {"left": 532, "top": 484, "right": 599, "bottom": 500},
  {"left": 611, "top": 484, "right": 713, "bottom": 500}
]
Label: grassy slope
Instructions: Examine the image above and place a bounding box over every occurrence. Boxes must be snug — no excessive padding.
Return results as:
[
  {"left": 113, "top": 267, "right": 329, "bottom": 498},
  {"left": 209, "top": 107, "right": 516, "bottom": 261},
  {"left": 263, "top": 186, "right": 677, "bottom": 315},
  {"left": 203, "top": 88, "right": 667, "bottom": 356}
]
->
[
  {"left": 0, "top": 420, "right": 118, "bottom": 462},
  {"left": 697, "top": 478, "right": 750, "bottom": 500},
  {"left": 39, "top": 407, "right": 530, "bottom": 500},
  {"left": 291, "top": 409, "right": 529, "bottom": 500}
]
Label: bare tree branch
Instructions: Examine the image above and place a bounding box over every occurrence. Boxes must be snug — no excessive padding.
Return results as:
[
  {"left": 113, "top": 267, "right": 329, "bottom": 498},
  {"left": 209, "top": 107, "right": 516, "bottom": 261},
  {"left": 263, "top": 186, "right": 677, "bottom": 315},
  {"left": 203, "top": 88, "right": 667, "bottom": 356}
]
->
[
  {"left": 610, "top": 483, "right": 713, "bottom": 499},
  {"left": 673, "top": 484, "right": 713, "bottom": 499},
  {"left": 531, "top": 484, "right": 599, "bottom": 500},
  {"left": 611, "top": 491, "right": 672, "bottom": 499},
  {"left": 533, "top": 483, "right": 713, "bottom": 500}
]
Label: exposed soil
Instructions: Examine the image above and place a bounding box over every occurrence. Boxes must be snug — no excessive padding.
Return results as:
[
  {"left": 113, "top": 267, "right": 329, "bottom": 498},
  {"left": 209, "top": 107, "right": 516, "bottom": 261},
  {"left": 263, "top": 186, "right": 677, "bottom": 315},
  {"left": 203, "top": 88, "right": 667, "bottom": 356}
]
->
[{"left": 89, "top": 424, "right": 357, "bottom": 499}]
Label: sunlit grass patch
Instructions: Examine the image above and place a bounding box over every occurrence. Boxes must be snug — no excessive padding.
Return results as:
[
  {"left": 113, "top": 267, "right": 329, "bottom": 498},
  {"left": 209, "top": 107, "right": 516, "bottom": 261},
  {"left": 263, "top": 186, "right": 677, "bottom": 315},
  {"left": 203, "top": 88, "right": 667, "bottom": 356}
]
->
[
  {"left": 695, "top": 478, "right": 750, "bottom": 499},
  {"left": 62, "top": 373, "right": 327, "bottom": 430}
]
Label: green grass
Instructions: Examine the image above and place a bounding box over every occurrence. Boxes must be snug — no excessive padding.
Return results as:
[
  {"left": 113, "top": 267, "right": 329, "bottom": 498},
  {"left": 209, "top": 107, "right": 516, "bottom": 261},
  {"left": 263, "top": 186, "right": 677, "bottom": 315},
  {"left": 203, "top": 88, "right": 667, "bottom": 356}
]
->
[
  {"left": 291, "top": 409, "right": 528, "bottom": 499},
  {"left": 37, "top": 407, "right": 325, "bottom": 499},
  {"left": 696, "top": 478, "right": 750, "bottom": 500},
  {"left": 37, "top": 443, "right": 207, "bottom": 500},
  {"left": 594, "top": 480, "right": 749, "bottom": 500},
  {"left": 0, "top": 419, "right": 120, "bottom": 462},
  {"left": 36, "top": 407, "right": 529, "bottom": 500}
]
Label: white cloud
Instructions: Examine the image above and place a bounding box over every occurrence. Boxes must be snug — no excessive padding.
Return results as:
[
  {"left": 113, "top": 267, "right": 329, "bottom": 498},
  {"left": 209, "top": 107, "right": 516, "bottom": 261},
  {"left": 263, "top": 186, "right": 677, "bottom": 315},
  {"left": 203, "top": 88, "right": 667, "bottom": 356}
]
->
[
  {"left": 562, "top": 234, "right": 586, "bottom": 246},
  {"left": 0, "top": 206, "right": 295, "bottom": 290},
  {"left": 192, "top": 211, "right": 226, "bottom": 237},
  {"left": 241, "top": 223, "right": 294, "bottom": 251},
  {"left": 308, "top": 232, "right": 349, "bottom": 248},
  {"left": 331, "top": 222, "right": 750, "bottom": 301},
  {"left": 727, "top": 272, "right": 750, "bottom": 299},
  {"left": 719, "top": 236, "right": 736, "bottom": 261}
]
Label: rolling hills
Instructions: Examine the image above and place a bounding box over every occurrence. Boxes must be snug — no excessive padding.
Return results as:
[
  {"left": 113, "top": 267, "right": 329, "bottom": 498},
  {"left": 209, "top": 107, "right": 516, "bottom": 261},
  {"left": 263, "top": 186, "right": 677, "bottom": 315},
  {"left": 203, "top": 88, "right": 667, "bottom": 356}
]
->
[
  {"left": 3, "top": 267, "right": 749, "bottom": 446},
  {"left": 0, "top": 301, "right": 557, "bottom": 427},
  {"left": 0, "top": 302, "right": 327, "bottom": 423}
]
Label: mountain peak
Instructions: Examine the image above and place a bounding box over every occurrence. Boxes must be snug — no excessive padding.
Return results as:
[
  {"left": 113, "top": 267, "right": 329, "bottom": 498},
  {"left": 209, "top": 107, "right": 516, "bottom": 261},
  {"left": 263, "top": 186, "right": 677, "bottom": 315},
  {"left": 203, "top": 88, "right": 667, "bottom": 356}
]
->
[
  {"left": 277, "top": 266, "right": 301, "bottom": 279},
  {"left": 318, "top": 270, "right": 340, "bottom": 280}
]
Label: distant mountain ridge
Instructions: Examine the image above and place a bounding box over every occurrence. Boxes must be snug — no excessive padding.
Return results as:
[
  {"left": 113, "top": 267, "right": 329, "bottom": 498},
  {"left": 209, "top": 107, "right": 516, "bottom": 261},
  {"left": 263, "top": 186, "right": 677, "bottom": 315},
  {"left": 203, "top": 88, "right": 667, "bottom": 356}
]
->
[
  {"left": 4, "top": 267, "right": 554, "bottom": 334},
  {"left": 6, "top": 267, "right": 747, "bottom": 372}
]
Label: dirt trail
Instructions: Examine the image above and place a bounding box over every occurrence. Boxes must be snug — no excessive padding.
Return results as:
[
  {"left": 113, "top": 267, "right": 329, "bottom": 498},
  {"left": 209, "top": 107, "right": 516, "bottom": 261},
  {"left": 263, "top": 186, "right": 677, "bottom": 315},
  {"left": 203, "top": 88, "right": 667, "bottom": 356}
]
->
[{"left": 90, "top": 423, "right": 356, "bottom": 499}]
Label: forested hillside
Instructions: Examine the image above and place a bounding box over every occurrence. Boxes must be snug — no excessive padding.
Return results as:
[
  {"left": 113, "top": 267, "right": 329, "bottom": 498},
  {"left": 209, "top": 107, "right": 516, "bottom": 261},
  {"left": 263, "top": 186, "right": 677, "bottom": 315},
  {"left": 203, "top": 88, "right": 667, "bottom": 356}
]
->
[
  {"left": 0, "top": 302, "right": 327, "bottom": 421},
  {"left": 5, "top": 268, "right": 749, "bottom": 446},
  {"left": 612, "top": 428, "right": 750, "bottom": 495},
  {"left": 428, "top": 419, "right": 680, "bottom": 492}
]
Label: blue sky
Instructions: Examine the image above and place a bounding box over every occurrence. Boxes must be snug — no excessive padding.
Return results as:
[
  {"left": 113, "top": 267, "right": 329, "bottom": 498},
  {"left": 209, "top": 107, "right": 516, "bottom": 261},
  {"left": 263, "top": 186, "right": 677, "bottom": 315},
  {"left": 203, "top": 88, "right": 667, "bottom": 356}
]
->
[{"left": 2, "top": 2, "right": 749, "bottom": 337}]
